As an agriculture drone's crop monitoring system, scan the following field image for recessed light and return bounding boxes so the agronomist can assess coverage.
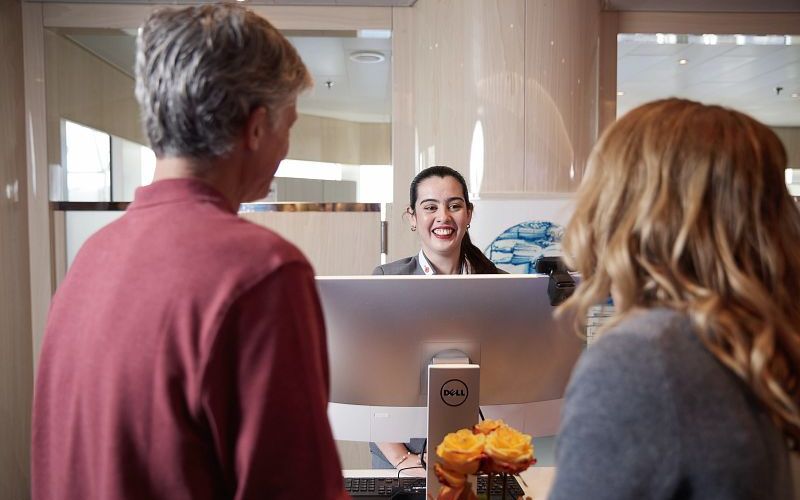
[616,91,625,96]
[349,51,386,64]
[357,29,391,39]
[792,93,799,98]
[679,59,688,65]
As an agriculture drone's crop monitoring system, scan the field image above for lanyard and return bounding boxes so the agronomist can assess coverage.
[417,250,471,275]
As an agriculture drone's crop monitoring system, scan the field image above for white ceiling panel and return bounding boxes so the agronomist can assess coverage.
[289,36,348,76]
[618,38,800,126]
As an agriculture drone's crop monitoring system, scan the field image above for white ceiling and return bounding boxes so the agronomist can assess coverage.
[617,38,800,126]
[289,35,391,123]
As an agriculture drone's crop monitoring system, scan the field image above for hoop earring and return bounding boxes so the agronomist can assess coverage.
[467,224,470,229]
[411,226,417,232]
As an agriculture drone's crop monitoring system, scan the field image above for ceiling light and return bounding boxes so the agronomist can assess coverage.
[679,59,688,65]
[792,93,799,98]
[735,35,746,45]
[349,51,385,64]
[616,91,625,96]
[702,34,718,45]
[357,29,391,39]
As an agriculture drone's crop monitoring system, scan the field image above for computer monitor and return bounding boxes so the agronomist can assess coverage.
[317,274,582,407]
[317,274,583,496]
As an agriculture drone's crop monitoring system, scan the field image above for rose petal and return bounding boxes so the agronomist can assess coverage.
[438,453,483,475]
[473,419,506,435]
[434,463,467,488]
[482,456,537,475]
[436,483,478,500]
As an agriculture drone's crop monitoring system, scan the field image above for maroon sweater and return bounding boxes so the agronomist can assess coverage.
[32,179,347,500]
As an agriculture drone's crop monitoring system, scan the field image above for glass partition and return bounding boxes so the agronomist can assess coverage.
[617,32,800,192]
[45,27,392,203]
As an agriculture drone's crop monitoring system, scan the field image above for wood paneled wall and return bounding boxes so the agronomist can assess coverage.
[240,211,381,276]
[773,127,800,168]
[388,0,600,260]
[524,0,599,192]
[45,28,144,173]
[287,114,391,165]
[0,0,34,498]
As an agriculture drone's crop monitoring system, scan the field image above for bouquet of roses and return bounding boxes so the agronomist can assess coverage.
[432,419,536,500]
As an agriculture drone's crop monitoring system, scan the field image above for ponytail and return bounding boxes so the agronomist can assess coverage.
[461,232,501,274]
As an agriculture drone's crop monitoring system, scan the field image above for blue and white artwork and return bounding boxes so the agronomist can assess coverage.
[486,220,563,274]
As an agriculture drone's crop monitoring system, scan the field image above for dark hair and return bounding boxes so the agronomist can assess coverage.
[408,166,501,274]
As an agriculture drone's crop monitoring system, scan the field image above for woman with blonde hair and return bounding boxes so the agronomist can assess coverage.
[549,98,799,499]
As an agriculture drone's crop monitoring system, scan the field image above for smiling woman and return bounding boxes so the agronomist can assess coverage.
[369,165,505,474]
[373,165,505,276]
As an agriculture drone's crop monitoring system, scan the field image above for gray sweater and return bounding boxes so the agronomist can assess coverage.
[549,308,793,500]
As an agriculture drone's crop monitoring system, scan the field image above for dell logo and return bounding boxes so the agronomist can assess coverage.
[443,389,465,397]
[440,379,469,407]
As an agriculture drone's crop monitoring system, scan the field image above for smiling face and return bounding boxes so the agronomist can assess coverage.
[410,175,473,264]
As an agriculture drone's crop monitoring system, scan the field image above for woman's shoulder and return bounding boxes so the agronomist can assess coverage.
[586,308,691,368]
[372,256,422,275]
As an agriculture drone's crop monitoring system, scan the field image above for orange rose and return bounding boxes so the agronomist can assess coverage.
[483,426,536,474]
[473,418,506,435]
[436,483,478,500]
[436,429,485,475]
[434,462,467,488]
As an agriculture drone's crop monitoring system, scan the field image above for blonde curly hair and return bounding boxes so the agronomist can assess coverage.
[558,98,800,450]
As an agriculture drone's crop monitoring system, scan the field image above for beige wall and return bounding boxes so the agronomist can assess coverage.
[773,127,800,168]
[45,28,144,171]
[240,211,381,275]
[287,114,391,165]
[0,0,33,498]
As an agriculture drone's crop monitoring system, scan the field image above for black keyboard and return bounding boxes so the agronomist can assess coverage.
[343,475,526,499]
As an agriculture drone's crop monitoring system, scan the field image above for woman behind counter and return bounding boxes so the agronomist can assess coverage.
[371,165,503,474]
[374,165,503,276]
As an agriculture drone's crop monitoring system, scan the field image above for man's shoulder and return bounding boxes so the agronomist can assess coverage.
[100,206,310,278]
[373,256,420,275]
[207,216,312,278]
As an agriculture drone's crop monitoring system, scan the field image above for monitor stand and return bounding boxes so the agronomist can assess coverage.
[426,362,480,498]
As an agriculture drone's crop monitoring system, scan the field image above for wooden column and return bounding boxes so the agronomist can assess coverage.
[0,0,33,498]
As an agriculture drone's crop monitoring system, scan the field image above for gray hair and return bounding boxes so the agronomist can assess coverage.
[135,5,312,159]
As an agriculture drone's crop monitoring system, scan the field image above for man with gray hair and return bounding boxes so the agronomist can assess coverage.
[32,5,346,499]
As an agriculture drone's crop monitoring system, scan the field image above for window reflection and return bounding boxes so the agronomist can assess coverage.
[46,28,392,204]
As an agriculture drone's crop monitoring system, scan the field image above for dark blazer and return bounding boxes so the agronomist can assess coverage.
[372,255,508,275]
[372,256,424,275]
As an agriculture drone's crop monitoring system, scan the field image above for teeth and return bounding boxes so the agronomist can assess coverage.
[433,228,454,236]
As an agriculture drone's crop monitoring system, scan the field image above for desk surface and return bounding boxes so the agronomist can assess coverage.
[344,467,555,499]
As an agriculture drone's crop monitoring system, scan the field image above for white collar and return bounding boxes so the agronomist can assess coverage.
[417,250,471,275]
